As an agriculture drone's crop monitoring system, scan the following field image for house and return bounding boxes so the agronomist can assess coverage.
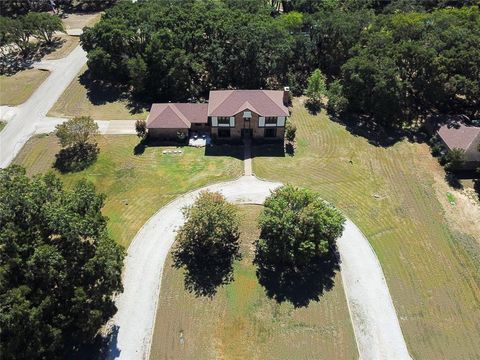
[437,122,480,169]
[146,89,290,142]
[427,116,480,170]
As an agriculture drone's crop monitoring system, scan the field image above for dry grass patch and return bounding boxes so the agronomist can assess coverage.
[48,67,148,120]
[62,12,102,30]
[150,205,357,360]
[42,35,80,60]
[13,134,243,247]
[253,98,480,359]
[0,68,50,106]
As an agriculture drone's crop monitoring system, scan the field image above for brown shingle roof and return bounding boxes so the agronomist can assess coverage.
[437,123,480,161]
[208,90,289,117]
[147,103,208,129]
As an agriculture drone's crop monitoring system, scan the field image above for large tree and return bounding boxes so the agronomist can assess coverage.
[0,166,124,359]
[254,185,345,306]
[172,191,241,297]
[55,116,100,172]
[27,12,64,44]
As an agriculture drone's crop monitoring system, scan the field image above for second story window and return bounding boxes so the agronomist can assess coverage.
[218,117,230,125]
[265,117,277,124]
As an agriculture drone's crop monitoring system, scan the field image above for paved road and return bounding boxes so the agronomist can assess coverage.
[106,176,411,360]
[0,46,87,168]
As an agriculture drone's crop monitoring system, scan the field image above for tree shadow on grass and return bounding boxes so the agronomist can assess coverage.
[79,70,148,115]
[175,251,240,298]
[54,143,99,173]
[68,325,120,360]
[0,38,64,75]
[254,245,340,308]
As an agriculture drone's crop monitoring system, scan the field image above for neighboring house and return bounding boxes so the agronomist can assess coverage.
[146,89,290,142]
[437,122,480,169]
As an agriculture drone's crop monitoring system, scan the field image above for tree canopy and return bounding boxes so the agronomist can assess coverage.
[172,191,241,297]
[0,166,124,359]
[80,0,479,129]
[54,116,100,173]
[254,185,345,306]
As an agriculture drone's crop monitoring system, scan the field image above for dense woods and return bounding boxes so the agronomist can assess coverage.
[0,0,117,16]
[0,166,124,359]
[81,0,480,128]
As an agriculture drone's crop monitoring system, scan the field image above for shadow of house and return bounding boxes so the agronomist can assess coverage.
[204,144,244,160]
[254,245,340,308]
[252,143,285,158]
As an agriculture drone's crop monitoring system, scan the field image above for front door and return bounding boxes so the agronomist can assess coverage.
[241,128,252,138]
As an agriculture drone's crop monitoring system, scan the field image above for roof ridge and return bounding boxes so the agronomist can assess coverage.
[208,90,234,115]
[235,100,258,115]
[169,104,191,127]
[260,90,287,116]
[466,128,480,151]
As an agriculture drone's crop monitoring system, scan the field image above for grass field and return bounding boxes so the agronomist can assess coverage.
[150,205,358,360]
[0,121,5,132]
[0,69,50,106]
[43,35,80,60]
[48,67,149,120]
[13,135,243,247]
[62,12,102,30]
[253,99,480,359]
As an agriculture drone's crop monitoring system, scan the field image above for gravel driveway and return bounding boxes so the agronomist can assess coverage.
[106,175,411,360]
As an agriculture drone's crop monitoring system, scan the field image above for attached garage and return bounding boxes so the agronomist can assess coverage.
[147,103,208,141]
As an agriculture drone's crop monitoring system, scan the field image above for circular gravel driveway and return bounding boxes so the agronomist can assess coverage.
[106,176,411,360]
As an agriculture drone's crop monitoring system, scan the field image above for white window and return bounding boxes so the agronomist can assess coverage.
[277,116,285,127]
[211,116,218,126]
[259,116,265,127]
[229,116,235,127]
[243,111,252,118]
[218,116,230,127]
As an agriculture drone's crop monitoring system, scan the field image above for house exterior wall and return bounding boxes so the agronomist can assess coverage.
[148,128,188,141]
[210,111,286,141]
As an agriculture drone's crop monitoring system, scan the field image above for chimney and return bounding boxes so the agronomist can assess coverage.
[283,86,291,107]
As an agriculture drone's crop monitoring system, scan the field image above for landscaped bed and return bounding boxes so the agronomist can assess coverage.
[150,205,358,360]
[13,134,243,247]
[253,99,480,359]
[0,68,50,106]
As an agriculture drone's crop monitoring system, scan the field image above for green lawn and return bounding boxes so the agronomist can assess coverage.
[0,69,50,106]
[13,135,243,247]
[48,67,149,120]
[150,205,358,360]
[253,98,480,359]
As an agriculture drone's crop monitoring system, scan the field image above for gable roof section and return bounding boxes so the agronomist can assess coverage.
[437,123,480,161]
[208,90,289,117]
[147,103,208,129]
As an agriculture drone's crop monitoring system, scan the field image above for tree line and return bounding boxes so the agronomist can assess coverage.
[81,0,479,128]
[0,0,117,17]
[0,12,63,56]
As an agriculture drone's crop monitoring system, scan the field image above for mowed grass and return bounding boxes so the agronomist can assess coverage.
[13,134,243,248]
[150,205,358,360]
[0,69,50,106]
[42,35,80,60]
[253,99,480,359]
[48,67,149,120]
[62,12,102,30]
